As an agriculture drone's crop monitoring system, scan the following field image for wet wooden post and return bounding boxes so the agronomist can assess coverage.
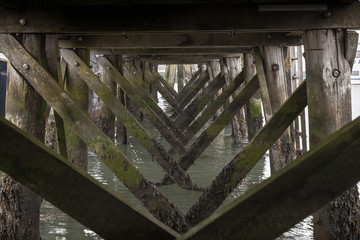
[208,60,221,119]
[0,34,46,239]
[45,35,68,158]
[262,46,295,173]
[177,64,184,91]
[0,58,7,117]
[115,55,128,144]
[165,64,176,89]
[64,49,89,171]
[297,46,307,153]
[98,55,117,140]
[244,53,263,140]
[305,29,360,240]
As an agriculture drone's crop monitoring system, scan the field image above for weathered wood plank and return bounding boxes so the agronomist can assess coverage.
[0,115,178,240]
[98,57,185,153]
[144,69,182,114]
[185,81,307,227]
[177,74,259,173]
[59,33,302,49]
[181,71,245,145]
[178,71,210,109]
[153,70,179,100]
[176,73,226,130]
[61,49,196,190]
[178,70,201,99]
[180,93,360,240]
[1,4,359,33]
[0,34,188,233]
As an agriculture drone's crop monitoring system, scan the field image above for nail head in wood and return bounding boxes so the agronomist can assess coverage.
[22,63,29,70]
[19,19,27,26]
[332,69,341,78]
[74,61,79,66]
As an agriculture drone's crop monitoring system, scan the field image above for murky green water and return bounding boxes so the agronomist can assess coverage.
[38,84,360,239]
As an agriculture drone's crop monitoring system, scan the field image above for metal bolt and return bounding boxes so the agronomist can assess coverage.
[336,28,342,33]
[271,63,279,72]
[323,12,331,18]
[19,19,27,26]
[74,61,79,66]
[266,34,272,39]
[106,66,110,70]
[78,36,83,42]
[22,63,29,70]
[332,69,341,78]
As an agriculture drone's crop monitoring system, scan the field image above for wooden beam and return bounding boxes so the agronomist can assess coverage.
[90,48,253,56]
[0,34,189,233]
[185,81,307,228]
[179,71,210,109]
[61,49,197,190]
[180,90,360,240]
[0,3,359,33]
[0,115,178,240]
[59,33,302,49]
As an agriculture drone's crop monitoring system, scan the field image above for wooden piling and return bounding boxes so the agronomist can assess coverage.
[244,53,263,140]
[64,49,89,171]
[305,29,360,240]
[0,33,46,240]
[0,59,6,117]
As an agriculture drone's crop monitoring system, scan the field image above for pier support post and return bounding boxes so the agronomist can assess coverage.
[305,29,360,240]
[64,49,89,171]
[0,59,6,117]
[244,53,263,140]
[262,46,295,173]
[115,56,128,144]
[177,64,184,91]
[98,55,117,140]
[0,34,46,239]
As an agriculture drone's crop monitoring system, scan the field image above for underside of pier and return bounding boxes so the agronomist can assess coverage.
[0,0,359,239]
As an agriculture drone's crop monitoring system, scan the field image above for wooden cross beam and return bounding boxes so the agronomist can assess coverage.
[90,48,253,56]
[59,33,302,49]
[0,33,188,233]
[185,81,307,227]
[1,3,359,33]
[180,83,360,240]
[178,70,201,99]
[61,50,197,190]
[0,116,178,240]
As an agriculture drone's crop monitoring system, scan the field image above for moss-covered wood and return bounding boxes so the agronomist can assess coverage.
[178,71,210,109]
[98,56,184,149]
[177,74,259,174]
[244,53,262,140]
[64,48,89,171]
[180,107,360,240]
[0,115,178,240]
[45,34,68,158]
[0,34,189,233]
[181,71,245,146]
[178,70,200,100]
[176,72,226,130]
[61,49,197,191]
[185,81,307,227]
[0,33,46,240]
[144,67,181,114]
[305,29,360,240]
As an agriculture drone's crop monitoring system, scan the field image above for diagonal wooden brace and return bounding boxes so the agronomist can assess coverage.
[181,71,245,146]
[98,57,184,143]
[62,49,197,190]
[185,81,307,227]
[175,73,226,130]
[180,81,360,240]
[178,70,201,99]
[0,116,178,240]
[0,34,188,233]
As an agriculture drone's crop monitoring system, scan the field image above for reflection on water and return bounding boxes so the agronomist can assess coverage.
[39,85,360,239]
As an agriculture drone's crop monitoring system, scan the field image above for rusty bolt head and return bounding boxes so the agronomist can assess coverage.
[78,36,84,42]
[22,63,29,70]
[332,69,341,78]
[19,19,27,26]
[271,64,279,72]
[323,12,331,18]
[74,61,79,66]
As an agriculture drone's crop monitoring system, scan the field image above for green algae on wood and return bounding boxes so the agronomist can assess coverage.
[0,34,188,233]
[0,115,178,240]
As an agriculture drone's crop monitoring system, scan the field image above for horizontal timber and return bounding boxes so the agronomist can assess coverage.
[90,48,253,56]
[0,3,358,33]
[59,33,302,48]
